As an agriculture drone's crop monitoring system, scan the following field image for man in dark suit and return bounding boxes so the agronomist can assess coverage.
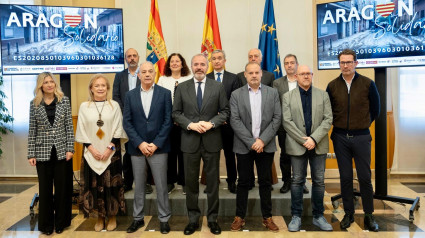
[123,62,172,234]
[229,62,281,232]
[237,48,275,87]
[206,49,241,193]
[273,54,309,194]
[113,48,153,194]
[172,54,229,235]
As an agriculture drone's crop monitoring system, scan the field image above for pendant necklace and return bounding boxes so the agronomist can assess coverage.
[94,101,106,139]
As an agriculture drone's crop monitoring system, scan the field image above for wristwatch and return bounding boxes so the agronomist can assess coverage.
[107,145,116,151]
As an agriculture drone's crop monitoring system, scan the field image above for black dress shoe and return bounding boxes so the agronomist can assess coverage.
[146,184,153,194]
[207,222,221,235]
[127,219,145,233]
[303,185,309,194]
[228,182,236,194]
[55,228,64,234]
[184,223,199,235]
[160,222,170,234]
[280,182,290,193]
[340,213,354,229]
[41,230,53,235]
[364,213,379,232]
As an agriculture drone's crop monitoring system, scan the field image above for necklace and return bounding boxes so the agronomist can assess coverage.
[94,101,106,139]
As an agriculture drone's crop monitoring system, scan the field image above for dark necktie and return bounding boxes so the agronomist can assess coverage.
[197,81,202,110]
[173,81,178,100]
[216,72,222,82]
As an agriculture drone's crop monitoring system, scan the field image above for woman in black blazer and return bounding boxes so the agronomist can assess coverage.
[27,72,75,235]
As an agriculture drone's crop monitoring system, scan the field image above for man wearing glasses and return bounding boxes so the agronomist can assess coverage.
[326,49,380,231]
[282,65,333,231]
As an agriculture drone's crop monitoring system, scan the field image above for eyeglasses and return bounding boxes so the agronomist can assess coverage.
[339,61,355,66]
[297,72,312,77]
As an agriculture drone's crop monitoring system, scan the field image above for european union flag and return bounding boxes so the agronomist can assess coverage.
[258,0,282,79]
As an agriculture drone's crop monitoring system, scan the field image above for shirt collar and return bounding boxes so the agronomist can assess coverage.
[299,85,312,95]
[141,83,154,92]
[193,77,206,84]
[340,71,358,84]
[248,84,261,91]
[214,70,224,75]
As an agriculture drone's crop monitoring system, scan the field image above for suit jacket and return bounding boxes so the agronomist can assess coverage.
[123,85,173,155]
[172,78,229,153]
[206,70,241,100]
[237,70,275,87]
[230,84,281,154]
[282,86,333,156]
[27,96,75,161]
[113,68,141,112]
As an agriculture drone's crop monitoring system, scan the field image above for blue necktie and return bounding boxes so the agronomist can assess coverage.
[216,72,222,82]
[197,82,202,110]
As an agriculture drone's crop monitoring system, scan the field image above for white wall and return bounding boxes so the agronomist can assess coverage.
[116,0,313,74]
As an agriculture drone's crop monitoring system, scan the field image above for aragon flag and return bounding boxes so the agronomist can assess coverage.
[201,0,222,74]
[258,0,283,79]
[146,0,167,83]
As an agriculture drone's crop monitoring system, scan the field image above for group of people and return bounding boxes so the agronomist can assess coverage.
[27,47,380,235]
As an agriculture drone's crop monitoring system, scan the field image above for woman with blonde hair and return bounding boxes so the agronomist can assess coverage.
[75,74,127,231]
[27,72,74,235]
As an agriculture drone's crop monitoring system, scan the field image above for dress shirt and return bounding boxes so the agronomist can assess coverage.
[214,70,224,82]
[140,84,155,117]
[248,84,262,139]
[193,77,206,98]
[299,86,312,136]
[288,79,298,91]
[342,74,355,93]
[128,70,138,91]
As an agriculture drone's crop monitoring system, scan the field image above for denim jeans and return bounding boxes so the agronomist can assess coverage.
[290,153,326,217]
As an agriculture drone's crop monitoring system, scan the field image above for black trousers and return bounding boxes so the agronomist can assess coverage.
[184,143,220,223]
[167,124,185,185]
[331,132,374,214]
[236,151,274,219]
[36,148,73,232]
[277,129,291,183]
[221,124,237,184]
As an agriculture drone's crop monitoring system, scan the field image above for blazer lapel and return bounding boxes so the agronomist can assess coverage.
[134,87,147,119]
[261,84,267,116]
[37,105,51,128]
[293,88,305,124]
[242,86,252,119]
[311,87,318,129]
[147,87,159,119]
[187,79,198,112]
[52,100,64,128]
[200,79,212,112]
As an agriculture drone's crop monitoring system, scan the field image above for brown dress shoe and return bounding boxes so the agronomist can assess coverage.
[230,216,245,231]
[94,217,105,232]
[262,217,279,232]
[106,215,117,231]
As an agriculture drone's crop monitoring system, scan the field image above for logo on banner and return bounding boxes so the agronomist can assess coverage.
[376,2,395,17]
[64,15,82,27]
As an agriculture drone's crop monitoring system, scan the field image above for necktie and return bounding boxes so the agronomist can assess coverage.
[216,72,222,82]
[173,81,178,100]
[197,82,202,110]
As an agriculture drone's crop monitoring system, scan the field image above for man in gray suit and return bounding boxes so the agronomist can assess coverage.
[282,65,333,232]
[172,54,229,235]
[229,62,281,232]
[273,54,308,194]
[237,48,275,87]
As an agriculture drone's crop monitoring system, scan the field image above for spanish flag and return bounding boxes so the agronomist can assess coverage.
[201,0,222,73]
[146,0,167,83]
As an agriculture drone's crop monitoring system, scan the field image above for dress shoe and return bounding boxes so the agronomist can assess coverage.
[280,182,290,193]
[184,223,199,235]
[262,217,279,232]
[303,185,309,194]
[55,228,64,234]
[127,219,145,233]
[208,222,221,235]
[182,186,186,195]
[364,213,379,232]
[160,222,171,234]
[146,184,153,194]
[106,215,117,231]
[41,230,53,235]
[228,182,237,194]
[230,216,245,231]
[340,213,354,229]
[167,183,175,194]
